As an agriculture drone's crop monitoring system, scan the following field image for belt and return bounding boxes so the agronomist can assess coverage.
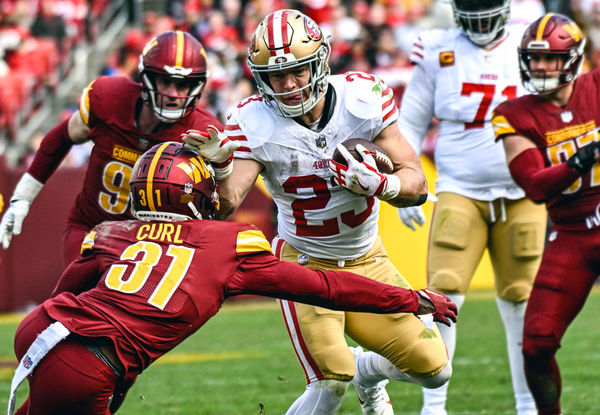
[77,335,125,378]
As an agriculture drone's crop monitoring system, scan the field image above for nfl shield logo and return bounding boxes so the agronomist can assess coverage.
[23,355,33,369]
[315,136,326,148]
[298,254,309,266]
[139,138,149,150]
[560,111,573,123]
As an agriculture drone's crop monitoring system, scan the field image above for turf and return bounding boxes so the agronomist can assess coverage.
[0,289,598,414]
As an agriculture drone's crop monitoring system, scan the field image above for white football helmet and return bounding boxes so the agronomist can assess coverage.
[247,9,330,118]
[451,0,511,46]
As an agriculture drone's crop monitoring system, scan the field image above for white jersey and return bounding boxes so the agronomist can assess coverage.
[226,72,398,259]
[399,26,527,201]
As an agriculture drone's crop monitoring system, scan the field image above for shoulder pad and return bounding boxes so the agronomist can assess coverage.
[226,95,274,151]
[80,230,97,255]
[333,73,397,122]
[410,28,461,67]
[236,226,272,256]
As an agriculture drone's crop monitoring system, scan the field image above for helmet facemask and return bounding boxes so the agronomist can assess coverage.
[138,31,209,123]
[140,71,206,123]
[250,42,330,118]
[247,9,330,118]
[452,0,511,46]
[518,14,586,93]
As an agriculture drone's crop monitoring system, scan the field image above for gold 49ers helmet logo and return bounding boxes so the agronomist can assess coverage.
[304,16,322,41]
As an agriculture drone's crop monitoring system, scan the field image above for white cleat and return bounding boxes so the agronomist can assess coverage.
[351,346,394,415]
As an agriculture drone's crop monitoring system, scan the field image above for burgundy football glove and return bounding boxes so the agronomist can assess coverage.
[416,289,458,327]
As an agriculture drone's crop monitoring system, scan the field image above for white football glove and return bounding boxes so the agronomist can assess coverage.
[397,206,425,231]
[328,143,401,200]
[0,173,43,249]
[182,125,241,180]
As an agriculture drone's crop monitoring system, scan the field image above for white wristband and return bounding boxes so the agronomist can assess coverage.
[11,173,43,204]
[214,161,234,181]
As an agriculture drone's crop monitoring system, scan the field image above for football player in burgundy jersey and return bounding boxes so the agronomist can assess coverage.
[397,1,547,413]
[492,14,598,415]
[183,9,451,415]
[8,142,456,415]
[0,30,222,267]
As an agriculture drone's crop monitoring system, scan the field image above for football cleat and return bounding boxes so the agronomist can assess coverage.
[351,346,394,415]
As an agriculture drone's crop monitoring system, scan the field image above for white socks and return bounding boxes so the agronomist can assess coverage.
[285,379,350,415]
[496,297,537,415]
[421,293,465,415]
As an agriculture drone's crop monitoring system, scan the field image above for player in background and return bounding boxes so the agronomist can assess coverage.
[183,9,452,415]
[396,1,547,414]
[493,14,596,415]
[8,142,457,415]
[0,30,222,268]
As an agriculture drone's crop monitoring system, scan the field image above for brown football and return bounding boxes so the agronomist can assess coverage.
[331,138,393,174]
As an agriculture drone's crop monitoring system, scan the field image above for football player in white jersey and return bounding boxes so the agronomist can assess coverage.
[397,1,547,414]
[183,9,456,415]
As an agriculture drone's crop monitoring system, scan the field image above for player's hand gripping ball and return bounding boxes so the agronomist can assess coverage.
[331,138,393,174]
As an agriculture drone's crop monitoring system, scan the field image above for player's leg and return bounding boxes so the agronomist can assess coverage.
[277,241,355,414]
[14,308,119,415]
[522,228,599,415]
[488,197,546,415]
[422,192,488,415]
[342,239,450,415]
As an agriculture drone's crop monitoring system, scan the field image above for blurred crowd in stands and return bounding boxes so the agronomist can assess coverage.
[4,0,600,167]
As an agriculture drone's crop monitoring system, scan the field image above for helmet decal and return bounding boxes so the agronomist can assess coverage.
[130,142,219,220]
[304,16,322,41]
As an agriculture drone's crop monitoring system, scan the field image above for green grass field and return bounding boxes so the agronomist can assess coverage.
[1,289,599,414]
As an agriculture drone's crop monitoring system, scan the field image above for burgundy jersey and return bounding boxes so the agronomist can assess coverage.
[493,69,600,228]
[67,76,222,228]
[42,219,419,382]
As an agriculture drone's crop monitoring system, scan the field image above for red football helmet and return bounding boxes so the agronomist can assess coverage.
[138,31,208,123]
[130,142,219,221]
[519,13,586,93]
[451,0,510,46]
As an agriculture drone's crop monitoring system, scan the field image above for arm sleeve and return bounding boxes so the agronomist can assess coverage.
[27,119,73,183]
[229,253,419,314]
[508,147,581,203]
[50,254,102,297]
[397,64,435,156]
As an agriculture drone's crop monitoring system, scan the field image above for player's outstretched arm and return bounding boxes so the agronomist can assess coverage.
[233,255,457,326]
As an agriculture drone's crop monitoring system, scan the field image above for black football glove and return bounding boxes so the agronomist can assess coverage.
[567,142,600,174]
[416,289,458,327]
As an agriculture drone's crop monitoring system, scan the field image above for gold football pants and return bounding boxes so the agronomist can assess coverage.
[427,192,547,301]
[276,236,448,383]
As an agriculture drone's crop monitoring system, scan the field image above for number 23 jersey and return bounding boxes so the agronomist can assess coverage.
[225,73,398,260]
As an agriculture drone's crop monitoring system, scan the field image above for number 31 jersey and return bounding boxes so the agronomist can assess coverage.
[400,26,527,200]
[225,73,398,260]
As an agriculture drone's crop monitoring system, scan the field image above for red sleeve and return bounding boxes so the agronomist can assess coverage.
[50,253,102,297]
[508,148,581,203]
[27,119,73,183]
[229,253,419,314]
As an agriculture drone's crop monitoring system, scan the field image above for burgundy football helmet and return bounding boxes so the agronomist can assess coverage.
[451,0,510,46]
[130,142,219,221]
[519,13,586,93]
[138,31,208,123]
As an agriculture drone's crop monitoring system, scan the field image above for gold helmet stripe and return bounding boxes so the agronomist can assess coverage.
[176,31,185,67]
[146,142,172,211]
[536,13,555,41]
